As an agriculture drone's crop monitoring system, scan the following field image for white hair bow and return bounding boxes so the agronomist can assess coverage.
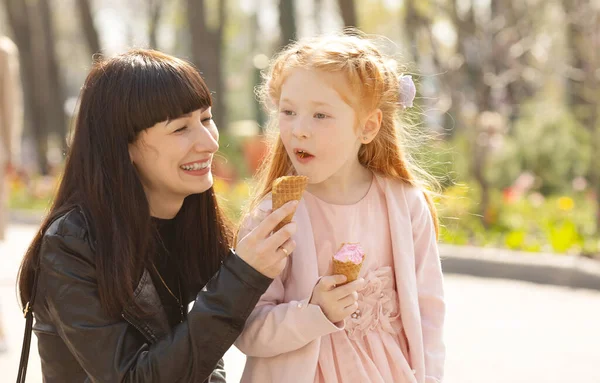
[398,74,416,109]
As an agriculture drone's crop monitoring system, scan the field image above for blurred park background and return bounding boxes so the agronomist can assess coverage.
[1,0,599,257]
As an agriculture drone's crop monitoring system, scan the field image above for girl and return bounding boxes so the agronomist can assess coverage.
[234,32,445,383]
[16,49,298,382]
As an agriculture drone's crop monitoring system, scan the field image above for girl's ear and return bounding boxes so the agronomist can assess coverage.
[360,108,383,144]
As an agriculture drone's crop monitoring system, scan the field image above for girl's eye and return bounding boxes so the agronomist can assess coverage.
[174,126,188,133]
[314,113,327,119]
[281,110,295,116]
[202,117,213,123]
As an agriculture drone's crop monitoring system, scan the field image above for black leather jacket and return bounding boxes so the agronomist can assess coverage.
[31,208,272,382]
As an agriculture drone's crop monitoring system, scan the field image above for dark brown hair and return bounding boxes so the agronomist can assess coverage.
[17,49,232,318]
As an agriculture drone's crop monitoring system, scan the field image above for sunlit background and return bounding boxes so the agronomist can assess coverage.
[2,0,599,254]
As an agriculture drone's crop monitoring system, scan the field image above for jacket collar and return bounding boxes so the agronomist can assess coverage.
[121,268,172,344]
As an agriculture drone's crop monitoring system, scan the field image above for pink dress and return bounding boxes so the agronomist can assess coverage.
[303,179,414,383]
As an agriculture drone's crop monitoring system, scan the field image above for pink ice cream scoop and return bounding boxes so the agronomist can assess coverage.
[333,243,365,265]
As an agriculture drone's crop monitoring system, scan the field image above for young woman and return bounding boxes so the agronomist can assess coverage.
[17,49,298,382]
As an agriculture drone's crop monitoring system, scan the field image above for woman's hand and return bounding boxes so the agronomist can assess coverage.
[235,201,298,278]
[309,275,365,324]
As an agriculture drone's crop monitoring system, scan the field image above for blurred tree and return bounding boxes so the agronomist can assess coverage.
[426,0,546,225]
[250,2,267,130]
[187,0,226,129]
[4,0,64,174]
[314,0,323,33]
[403,0,433,66]
[337,0,357,28]
[75,0,101,58]
[279,0,296,46]
[562,0,600,229]
[147,0,162,49]
[39,0,67,153]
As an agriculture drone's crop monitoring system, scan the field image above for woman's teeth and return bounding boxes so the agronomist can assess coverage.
[181,161,210,171]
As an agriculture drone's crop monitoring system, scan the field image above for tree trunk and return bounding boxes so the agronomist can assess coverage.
[4,0,49,173]
[450,0,493,225]
[147,0,162,49]
[251,6,266,130]
[404,0,421,63]
[314,0,323,34]
[279,0,296,47]
[563,0,596,130]
[337,0,357,28]
[187,0,226,129]
[75,0,102,59]
[39,0,67,153]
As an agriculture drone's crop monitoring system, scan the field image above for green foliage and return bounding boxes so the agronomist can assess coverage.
[489,96,590,194]
[438,182,596,255]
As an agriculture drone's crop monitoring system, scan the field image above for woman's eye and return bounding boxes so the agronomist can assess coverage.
[202,117,213,123]
[174,126,188,133]
[281,110,295,116]
[314,113,327,119]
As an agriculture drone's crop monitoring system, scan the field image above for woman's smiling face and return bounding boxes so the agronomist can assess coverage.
[129,107,219,214]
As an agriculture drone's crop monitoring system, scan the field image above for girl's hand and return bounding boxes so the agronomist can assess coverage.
[309,275,365,324]
[235,201,298,279]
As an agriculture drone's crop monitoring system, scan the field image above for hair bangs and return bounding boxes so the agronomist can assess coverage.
[124,51,212,136]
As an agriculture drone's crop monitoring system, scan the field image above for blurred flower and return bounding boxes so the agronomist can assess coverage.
[503,187,518,204]
[557,196,574,211]
[32,176,58,199]
[528,192,545,207]
[9,175,25,194]
[484,205,498,225]
[213,177,230,194]
[513,172,535,193]
[488,134,504,150]
[233,181,250,199]
[572,177,587,192]
[586,191,597,201]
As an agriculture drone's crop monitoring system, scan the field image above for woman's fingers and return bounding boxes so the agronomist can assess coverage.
[255,201,298,238]
[263,222,296,252]
[275,238,296,260]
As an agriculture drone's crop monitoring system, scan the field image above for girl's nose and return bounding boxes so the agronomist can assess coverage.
[292,117,310,139]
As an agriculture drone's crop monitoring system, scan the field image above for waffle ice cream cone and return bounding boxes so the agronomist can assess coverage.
[332,243,365,285]
[272,175,308,231]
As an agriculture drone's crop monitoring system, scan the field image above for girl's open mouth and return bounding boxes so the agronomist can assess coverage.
[294,149,315,163]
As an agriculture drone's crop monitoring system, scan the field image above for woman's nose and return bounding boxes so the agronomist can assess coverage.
[193,125,219,153]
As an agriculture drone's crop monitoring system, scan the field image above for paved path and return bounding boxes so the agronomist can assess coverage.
[1,224,599,382]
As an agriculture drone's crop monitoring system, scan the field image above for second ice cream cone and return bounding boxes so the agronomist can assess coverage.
[332,258,365,285]
[332,243,366,285]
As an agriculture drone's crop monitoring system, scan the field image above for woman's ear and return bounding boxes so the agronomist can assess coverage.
[128,143,136,164]
[360,108,383,144]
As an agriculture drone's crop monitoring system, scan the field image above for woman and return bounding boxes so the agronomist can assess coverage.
[16,49,297,382]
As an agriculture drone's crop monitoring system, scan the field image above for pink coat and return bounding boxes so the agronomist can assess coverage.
[235,176,445,383]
